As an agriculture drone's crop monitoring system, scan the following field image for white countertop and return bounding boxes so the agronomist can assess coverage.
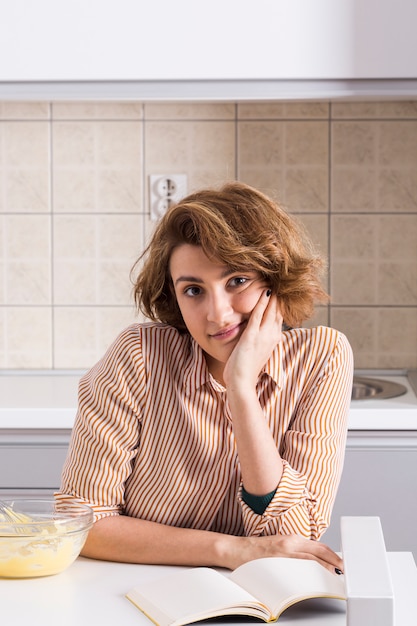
[347,372,417,430]
[0,370,416,431]
[1,552,417,626]
[0,371,82,429]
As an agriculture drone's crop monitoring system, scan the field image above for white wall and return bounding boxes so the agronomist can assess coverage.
[1,0,416,82]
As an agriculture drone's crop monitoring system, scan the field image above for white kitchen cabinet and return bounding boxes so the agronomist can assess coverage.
[1,1,417,100]
[324,431,417,559]
[0,429,70,499]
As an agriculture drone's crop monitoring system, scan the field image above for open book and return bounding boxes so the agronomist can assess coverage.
[126,557,346,626]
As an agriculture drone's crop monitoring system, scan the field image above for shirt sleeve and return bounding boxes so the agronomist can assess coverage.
[241,486,277,515]
[55,326,145,521]
[238,330,354,540]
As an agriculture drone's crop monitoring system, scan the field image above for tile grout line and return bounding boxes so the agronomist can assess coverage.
[49,103,56,368]
[328,102,332,327]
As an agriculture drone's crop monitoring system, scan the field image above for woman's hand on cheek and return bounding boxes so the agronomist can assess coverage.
[223,290,284,389]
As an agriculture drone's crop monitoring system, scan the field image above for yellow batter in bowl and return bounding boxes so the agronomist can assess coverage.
[0,499,93,578]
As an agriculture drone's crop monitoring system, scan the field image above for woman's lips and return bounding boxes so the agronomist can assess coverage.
[210,321,246,341]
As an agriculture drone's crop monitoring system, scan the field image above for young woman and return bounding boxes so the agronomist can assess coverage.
[57,182,353,575]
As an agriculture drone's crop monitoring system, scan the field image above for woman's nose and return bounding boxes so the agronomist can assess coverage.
[206,291,234,324]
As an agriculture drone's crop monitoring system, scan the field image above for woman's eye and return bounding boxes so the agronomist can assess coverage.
[229,276,248,288]
[184,286,202,297]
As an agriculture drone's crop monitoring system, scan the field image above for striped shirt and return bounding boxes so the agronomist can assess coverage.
[57,322,353,540]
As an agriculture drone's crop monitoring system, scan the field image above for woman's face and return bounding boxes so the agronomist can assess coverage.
[169,244,267,380]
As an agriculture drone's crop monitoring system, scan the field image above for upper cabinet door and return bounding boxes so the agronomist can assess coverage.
[1,0,416,82]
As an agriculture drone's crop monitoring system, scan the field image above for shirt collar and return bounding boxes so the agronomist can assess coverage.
[183,337,212,395]
[183,336,284,395]
[262,341,284,389]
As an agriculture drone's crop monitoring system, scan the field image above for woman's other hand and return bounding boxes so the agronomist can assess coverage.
[223,290,283,390]
[228,533,343,576]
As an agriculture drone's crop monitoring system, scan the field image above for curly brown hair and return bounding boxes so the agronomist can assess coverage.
[132,182,328,330]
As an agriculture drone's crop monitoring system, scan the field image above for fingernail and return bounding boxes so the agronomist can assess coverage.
[335,568,343,575]
[266,289,271,297]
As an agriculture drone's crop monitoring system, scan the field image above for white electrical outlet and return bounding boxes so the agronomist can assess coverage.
[149,174,187,220]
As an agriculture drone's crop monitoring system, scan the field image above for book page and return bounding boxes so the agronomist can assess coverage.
[230,557,346,620]
[126,566,271,626]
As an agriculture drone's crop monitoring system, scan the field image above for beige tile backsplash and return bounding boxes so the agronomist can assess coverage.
[0,121,50,213]
[0,100,416,370]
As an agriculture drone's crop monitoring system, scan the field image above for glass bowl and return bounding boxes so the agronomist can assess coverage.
[0,499,94,578]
